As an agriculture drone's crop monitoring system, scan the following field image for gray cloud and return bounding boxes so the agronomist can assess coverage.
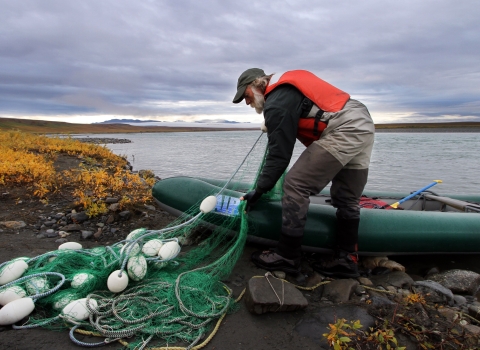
[0,0,479,123]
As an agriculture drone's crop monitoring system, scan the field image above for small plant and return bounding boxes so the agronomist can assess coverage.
[323,318,362,350]
[323,318,409,350]
[366,320,406,350]
[404,293,426,305]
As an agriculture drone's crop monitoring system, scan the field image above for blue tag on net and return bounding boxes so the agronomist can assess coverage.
[214,195,240,216]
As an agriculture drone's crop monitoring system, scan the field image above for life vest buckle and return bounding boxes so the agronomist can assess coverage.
[313,110,325,136]
[300,98,314,118]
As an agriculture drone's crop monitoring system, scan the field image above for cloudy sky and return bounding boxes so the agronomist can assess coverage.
[1,0,479,124]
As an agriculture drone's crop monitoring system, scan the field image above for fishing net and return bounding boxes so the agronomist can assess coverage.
[0,132,284,349]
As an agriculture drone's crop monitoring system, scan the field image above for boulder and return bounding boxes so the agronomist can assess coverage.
[357,277,373,286]
[144,204,156,211]
[0,221,26,229]
[94,228,103,239]
[428,270,480,295]
[71,212,89,223]
[414,280,454,304]
[322,279,359,303]
[81,230,94,239]
[62,224,83,232]
[369,271,414,289]
[244,276,308,314]
[43,220,57,227]
[109,203,120,212]
[119,211,132,220]
[368,294,396,307]
[453,294,467,306]
[468,304,480,319]
[437,307,459,323]
[105,197,119,204]
[106,215,115,224]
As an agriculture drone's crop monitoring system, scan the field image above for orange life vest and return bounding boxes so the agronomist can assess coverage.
[264,70,350,147]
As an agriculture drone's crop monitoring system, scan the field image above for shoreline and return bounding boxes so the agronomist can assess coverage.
[69,126,480,135]
[66,127,480,136]
[2,117,480,134]
[75,137,132,144]
[375,127,480,133]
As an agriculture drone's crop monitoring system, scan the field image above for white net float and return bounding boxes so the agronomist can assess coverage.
[0,297,35,325]
[0,285,27,306]
[127,255,148,281]
[200,196,218,213]
[62,298,98,322]
[107,270,129,293]
[0,260,28,285]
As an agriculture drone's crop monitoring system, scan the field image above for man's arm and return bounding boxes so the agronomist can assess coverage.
[256,85,304,193]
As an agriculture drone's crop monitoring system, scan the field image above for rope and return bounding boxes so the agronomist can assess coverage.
[251,274,331,291]
[86,275,249,350]
[264,272,284,311]
[0,272,66,301]
[458,312,480,325]
[69,325,108,347]
[75,288,239,350]
[216,132,264,194]
[12,316,61,330]
[362,285,395,294]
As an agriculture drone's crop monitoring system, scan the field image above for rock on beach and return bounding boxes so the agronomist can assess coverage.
[0,221,26,229]
[428,269,480,295]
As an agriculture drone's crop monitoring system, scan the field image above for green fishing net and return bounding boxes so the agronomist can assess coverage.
[0,132,284,349]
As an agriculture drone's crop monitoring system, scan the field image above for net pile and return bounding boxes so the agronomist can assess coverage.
[0,132,284,349]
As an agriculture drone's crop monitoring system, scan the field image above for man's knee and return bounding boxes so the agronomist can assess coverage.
[336,206,360,220]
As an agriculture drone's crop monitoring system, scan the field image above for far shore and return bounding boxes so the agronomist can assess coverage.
[1,117,480,134]
[375,127,480,133]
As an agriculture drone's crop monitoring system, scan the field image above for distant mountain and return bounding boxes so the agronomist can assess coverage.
[94,119,161,124]
[95,118,245,124]
[194,119,241,124]
[0,117,259,133]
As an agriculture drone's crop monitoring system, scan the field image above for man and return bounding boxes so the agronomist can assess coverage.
[233,68,375,278]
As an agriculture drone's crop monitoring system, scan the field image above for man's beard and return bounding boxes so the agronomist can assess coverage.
[250,87,265,114]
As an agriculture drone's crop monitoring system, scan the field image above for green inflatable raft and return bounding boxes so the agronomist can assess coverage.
[152,176,480,255]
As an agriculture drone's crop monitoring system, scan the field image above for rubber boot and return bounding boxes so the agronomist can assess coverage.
[251,233,303,274]
[311,218,360,278]
[275,233,303,260]
[311,249,359,278]
[336,218,360,253]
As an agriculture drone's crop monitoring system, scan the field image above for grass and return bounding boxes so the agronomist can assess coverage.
[0,130,155,217]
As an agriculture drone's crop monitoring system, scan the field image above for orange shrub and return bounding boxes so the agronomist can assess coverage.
[0,130,154,217]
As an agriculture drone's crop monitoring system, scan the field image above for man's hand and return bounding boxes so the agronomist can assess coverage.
[240,190,262,213]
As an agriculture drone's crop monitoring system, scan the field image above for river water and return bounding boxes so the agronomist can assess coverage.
[76,131,480,195]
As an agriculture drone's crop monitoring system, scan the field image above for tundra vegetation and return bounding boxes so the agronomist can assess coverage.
[0,130,155,217]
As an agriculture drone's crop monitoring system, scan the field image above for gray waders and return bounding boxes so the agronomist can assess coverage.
[276,99,375,259]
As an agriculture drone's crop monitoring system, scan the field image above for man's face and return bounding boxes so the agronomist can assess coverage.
[244,85,255,106]
[244,85,265,114]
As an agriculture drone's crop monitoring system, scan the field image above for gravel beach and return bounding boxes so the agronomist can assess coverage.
[2,151,480,349]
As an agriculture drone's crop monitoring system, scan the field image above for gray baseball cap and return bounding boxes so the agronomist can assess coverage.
[232,68,266,103]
